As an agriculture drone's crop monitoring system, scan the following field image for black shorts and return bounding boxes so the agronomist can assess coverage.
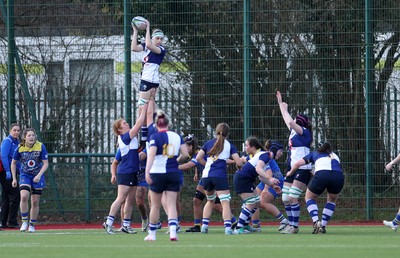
[149,172,180,193]
[233,172,256,194]
[308,170,344,195]
[117,172,139,186]
[284,169,312,185]
[201,177,229,192]
[140,80,159,92]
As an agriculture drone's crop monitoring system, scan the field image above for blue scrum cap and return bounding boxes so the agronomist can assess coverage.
[295,114,309,127]
[269,140,284,158]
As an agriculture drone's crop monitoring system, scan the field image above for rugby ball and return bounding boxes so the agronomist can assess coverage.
[132,16,147,30]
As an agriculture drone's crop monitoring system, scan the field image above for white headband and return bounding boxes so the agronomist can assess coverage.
[152,31,164,39]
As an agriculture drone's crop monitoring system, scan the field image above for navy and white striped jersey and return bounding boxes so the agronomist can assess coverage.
[115,148,121,161]
[140,43,166,84]
[148,130,183,174]
[303,152,342,174]
[189,152,205,175]
[201,138,238,178]
[147,122,158,139]
[236,151,271,178]
[287,127,312,170]
[117,132,140,174]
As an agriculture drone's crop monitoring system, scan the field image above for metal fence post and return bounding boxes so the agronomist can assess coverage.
[85,155,91,222]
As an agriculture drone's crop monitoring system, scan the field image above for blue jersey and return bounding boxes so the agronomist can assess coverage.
[265,159,284,180]
[287,127,312,170]
[139,147,147,172]
[189,152,205,175]
[1,135,19,172]
[236,151,271,178]
[13,141,48,176]
[143,123,158,172]
[145,122,158,158]
[243,148,262,162]
[201,138,238,178]
[116,148,148,186]
[115,148,121,161]
[147,123,158,141]
[140,43,166,84]
[148,130,184,174]
[303,151,342,174]
[256,159,284,192]
[117,131,140,174]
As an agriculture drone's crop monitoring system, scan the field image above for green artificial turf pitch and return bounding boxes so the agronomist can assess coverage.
[0,226,398,258]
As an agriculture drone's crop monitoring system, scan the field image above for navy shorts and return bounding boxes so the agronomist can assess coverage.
[139,80,159,92]
[117,172,139,186]
[198,178,205,187]
[284,169,312,185]
[308,170,344,195]
[149,172,181,193]
[202,177,229,192]
[233,173,256,194]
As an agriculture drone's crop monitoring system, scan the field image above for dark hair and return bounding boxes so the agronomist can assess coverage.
[295,114,309,127]
[296,114,313,142]
[265,140,284,159]
[208,123,230,156]
[155,109,169,128]
[246,136,265,151]
[9,123,20,131]
[20,128,36,147]
[184,134,198,156]
[317,141,332,154]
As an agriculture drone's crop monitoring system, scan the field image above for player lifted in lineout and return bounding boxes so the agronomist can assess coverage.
[131,16,166,147]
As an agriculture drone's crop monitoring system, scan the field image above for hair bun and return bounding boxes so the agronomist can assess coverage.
[184,134,194,141]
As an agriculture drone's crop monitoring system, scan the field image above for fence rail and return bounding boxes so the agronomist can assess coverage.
[38,151,400,223]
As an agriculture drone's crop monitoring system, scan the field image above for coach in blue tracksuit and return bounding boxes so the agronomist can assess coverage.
[0,123,21,229]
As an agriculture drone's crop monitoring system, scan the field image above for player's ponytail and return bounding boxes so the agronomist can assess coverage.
[208,123,229,156]
[317,141,332,154]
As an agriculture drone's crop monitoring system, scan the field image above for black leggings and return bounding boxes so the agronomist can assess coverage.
[0,172,20,226]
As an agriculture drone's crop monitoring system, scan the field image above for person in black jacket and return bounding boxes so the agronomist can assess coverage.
[0,123,21,229]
